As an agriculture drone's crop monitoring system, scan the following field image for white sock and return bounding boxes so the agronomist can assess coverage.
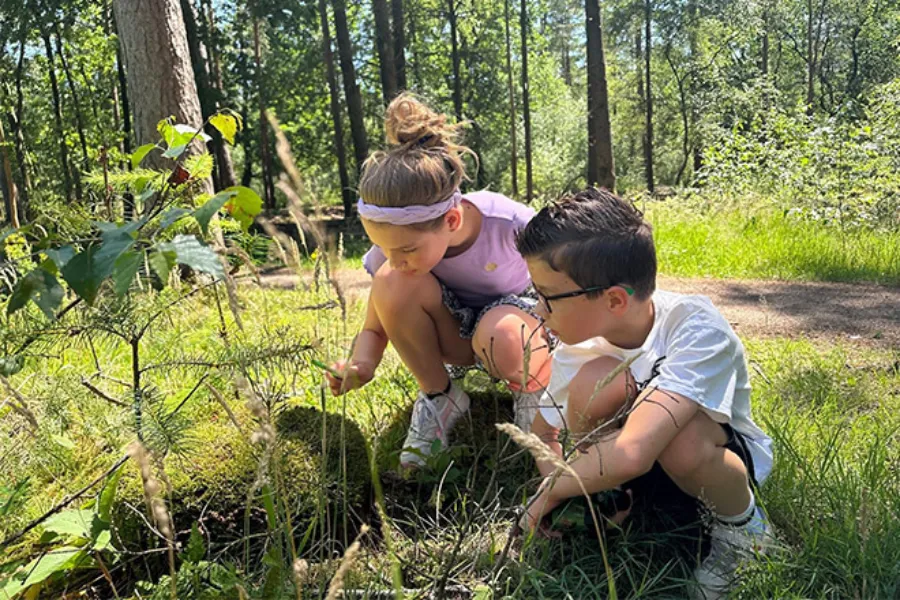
[716,488,756,526]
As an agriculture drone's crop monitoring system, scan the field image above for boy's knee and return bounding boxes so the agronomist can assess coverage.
[371,267,440,317]
[657,413,728,479]
[569,356,629,411]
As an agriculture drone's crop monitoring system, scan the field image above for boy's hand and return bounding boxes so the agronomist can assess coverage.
[518,479,563,534]
[326,360,374,396]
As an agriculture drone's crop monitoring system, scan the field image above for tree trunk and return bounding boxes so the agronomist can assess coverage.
[391,0,407,91]
[408,4,421,87]
[520,0,533,201]
[504,0,518,198]
[561,35,572,86]
[448,0,464,121]
[42,32,75,201]
[12,29,31,222]
[181,0,236,190]
[643,0,654,192]
[585,0,615,191]
[332,0,369,173]
[806,0,814,114]
[113,0,206,172]
[252,18,276,209]
[760,5,769,77]
[318,0,353,217]
[54,26,90,180]
[114,17,132,159]
[373,0,398,103]
[0,119,19,228]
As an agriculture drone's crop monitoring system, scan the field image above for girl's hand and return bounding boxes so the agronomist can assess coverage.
[326,360,375,396]
[518,481,562,534]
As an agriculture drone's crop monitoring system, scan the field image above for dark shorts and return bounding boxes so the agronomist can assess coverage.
[597,423,758,529]
[439,282,558,380]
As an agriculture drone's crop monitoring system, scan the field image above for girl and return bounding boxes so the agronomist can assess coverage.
[326,94,553,469]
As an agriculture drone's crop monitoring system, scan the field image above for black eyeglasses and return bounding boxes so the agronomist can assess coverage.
[536,284,634,314]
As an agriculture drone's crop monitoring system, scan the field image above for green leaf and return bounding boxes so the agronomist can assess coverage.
[131,143,158,169]
[0,356,24,377]
[112,250,142,297]
[93,530,112,552]
[184,523,206,563]
[161,144,187,159]
[20,547,84,589]
[43,509,96,539]
[52,434,75,450]
[193,190,237,236]
[159,235,224,280]
[7,269,64,319]
[209,113,239,145]
[184,152,214,180]
[44,246,75,271]
[97,469,124,524]
[61,246,102,305]
[148,250,176,284]
[158,207,190,232]
[223,186,263,231]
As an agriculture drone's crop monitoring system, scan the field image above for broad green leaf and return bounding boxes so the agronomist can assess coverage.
[184,523,205,563]
[61,246,102,305]
[19,547,84,590]
[43,510,96,539]
[148,250,176,284]
[112,250,142,297]
[161,144,187,159]
[158,207,190,232]
[209,113,239,144]
[131,143,157,169]
[193,190,237,236]
[223,186,263,231]
[44,246,74,271]
[97,469,124,524]
[93,530,112,552]
[173,123,211,142]
[0,356,24,377]
[7,269,64,319]
[92,229,136,285]
[159,235,224,280]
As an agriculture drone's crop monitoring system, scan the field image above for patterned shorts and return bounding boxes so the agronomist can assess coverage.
[439,283,558,380]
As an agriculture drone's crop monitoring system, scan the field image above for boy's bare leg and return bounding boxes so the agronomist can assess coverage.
[566,356,632,437]
[529,411,562,477]
[657,411,752,516]
[371,268,474,393]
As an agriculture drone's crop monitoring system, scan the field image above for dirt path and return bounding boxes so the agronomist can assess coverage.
[258,269,900,348]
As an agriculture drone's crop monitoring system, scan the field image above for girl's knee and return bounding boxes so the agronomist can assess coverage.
[472,306,549,386]
[371,267,441,317]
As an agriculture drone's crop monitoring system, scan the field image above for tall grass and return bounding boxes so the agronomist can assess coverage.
[646,204,900,285]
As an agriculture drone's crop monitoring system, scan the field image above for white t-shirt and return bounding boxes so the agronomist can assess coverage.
[541,290,774,483]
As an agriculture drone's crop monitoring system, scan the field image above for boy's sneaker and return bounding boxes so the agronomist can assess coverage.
[512,389,542,432]
[692,506,774,600]
[399,382,470,468]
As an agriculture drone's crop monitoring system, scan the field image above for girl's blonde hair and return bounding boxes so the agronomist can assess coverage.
[359,94,472,229]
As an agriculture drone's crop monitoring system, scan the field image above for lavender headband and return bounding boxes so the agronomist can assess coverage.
[357,190,462,226]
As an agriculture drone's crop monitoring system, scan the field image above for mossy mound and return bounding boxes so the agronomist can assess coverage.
[111,404,371,557]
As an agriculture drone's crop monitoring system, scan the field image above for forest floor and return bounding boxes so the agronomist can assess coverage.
[257,267,900,348]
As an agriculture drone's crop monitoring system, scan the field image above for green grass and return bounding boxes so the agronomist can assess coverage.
[2,263,899,598]
[646,204,900,285]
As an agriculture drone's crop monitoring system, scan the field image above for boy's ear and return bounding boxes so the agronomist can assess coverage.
[606,286,632,315]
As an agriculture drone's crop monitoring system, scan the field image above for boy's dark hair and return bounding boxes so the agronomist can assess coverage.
[516,187,657,299]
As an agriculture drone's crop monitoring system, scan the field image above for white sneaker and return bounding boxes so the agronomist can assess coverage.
[512,389,542,433]
[399,382,470,468]
[692,507,774,600]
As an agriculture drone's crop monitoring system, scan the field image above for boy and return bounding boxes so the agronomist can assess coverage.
[514,188,774,599]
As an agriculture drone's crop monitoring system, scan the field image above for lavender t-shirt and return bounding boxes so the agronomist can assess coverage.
[362,191,534,308]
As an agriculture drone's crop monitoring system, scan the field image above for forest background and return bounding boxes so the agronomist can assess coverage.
[0,0,899,598]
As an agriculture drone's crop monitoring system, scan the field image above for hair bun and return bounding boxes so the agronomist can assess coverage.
[384,94,457,149]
